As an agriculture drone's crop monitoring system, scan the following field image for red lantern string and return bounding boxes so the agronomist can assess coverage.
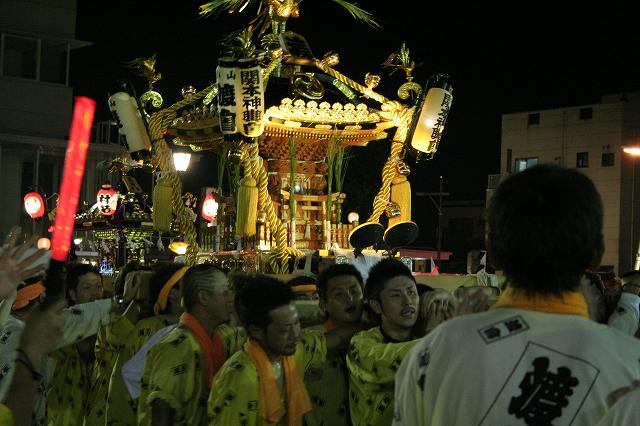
[51,97,96,261]
[23,192,45,219]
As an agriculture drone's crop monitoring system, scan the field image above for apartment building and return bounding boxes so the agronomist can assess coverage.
[0,0,123,237]
[499,92,640,274]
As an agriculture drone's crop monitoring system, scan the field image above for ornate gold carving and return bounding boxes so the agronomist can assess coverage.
[266,98,381,124]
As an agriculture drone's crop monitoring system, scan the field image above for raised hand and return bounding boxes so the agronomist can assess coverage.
[0,226,48,299]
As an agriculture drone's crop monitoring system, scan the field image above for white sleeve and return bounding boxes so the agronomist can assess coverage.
[0,290,16,329]
[393,340,429,426]
[61,298,112,347]
[608,293,640,336]
[0,318,23,401]
[121,324,177,399]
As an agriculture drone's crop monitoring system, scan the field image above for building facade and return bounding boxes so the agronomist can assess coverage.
[0,0,123,238]
[499,92,640,274]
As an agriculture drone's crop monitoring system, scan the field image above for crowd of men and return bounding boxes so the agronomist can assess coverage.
[0,164,639,425]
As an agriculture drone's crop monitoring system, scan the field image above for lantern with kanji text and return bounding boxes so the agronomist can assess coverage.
[97,184,119,216]
[24,192,45,219]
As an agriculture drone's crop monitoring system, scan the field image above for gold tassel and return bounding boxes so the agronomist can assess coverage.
[236,175,258,237]
[153,176,173,232]
[389,175,411,226]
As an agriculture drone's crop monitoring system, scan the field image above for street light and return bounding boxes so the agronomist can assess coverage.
[623,146,640,156]
[173,152,192,172]
[622,145,640,269]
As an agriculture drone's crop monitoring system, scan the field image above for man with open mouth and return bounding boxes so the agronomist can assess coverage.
[347,257,420,426]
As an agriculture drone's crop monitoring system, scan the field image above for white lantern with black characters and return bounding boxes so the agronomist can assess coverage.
[216,57,239,134]
[409,74,453,159]
[236,58,265,138]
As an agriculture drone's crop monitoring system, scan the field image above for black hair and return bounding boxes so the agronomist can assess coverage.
[237,274,294,330]
[149,261,184,313]
[417,283,435,296]
[317,263,363,301]
[181,263,226,311]
[65,262,101,303]
[583,270,605,295]
[487,164,603,294]
[288,275,317,288]
[113,260,143,296]
[365,258,415,302]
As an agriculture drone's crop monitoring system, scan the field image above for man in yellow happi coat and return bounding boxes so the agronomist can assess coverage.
[347,258,420,426]
[48,263,106,426]
[304,263,365,426]
[138,265,244,425]
[105,262,185,426]
[208,274,360,426]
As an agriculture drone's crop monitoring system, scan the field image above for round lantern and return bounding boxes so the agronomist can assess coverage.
[96,184,118,216]
[169,241,189,255]
[24,192,45,219]
[37,237,51,250]
[201,193,219,222]
[347,211,360,224]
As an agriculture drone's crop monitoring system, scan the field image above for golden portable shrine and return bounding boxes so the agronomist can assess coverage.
[73,0,453,274]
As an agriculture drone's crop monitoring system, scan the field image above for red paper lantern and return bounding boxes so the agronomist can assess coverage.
[24,192,45,219]
[37,237,51,250]
[201,193,219,222]
[97,184,118,216]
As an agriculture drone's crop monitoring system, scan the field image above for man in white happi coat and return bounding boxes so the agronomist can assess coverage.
[394,164,640,426]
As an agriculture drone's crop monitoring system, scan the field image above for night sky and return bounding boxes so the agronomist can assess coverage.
[71,2,640,249]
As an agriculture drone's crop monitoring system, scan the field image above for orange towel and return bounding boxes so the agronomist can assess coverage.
[179,312,226,387]
[323,319,336,332]
[245,338,311,426]
[153,266,189,315]
[492,287,588,318]
[12,281,45,311]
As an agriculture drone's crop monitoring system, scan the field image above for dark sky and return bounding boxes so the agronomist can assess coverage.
[71,2,640,247]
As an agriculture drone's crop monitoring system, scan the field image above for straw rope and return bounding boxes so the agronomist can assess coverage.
[242,142,303,273]
[367,103,414,223]
[148,83,217,265]
[314,60,389,104]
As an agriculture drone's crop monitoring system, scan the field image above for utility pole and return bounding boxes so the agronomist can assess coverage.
[416,175,449,268]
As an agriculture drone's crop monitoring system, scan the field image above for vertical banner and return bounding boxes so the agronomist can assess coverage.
[236,58,265,137]
[216,57,239,134]
[51,96,96,261]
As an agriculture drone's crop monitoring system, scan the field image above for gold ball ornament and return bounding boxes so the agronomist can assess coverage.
[321,51,340,67]
[227,146,244,165]
[365,73,381,89]
[396,161,411,176]
[181,85,197,100]
[386,201,402,218]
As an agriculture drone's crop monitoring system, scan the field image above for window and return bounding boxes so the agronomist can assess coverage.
[576,152,589,168]
[528,113,540,125]
[601,152,615,167]
[40,40,68,84]
[515,157,538,172]
[579,107,593,120]
[21,161,34,195]
[2,34,38,79]
[1,33,69,84]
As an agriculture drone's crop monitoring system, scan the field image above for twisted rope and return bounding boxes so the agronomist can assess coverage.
[242,142,302,273]
[148,83,217,265]
[367,104,414,223]
[314,60,389,104]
